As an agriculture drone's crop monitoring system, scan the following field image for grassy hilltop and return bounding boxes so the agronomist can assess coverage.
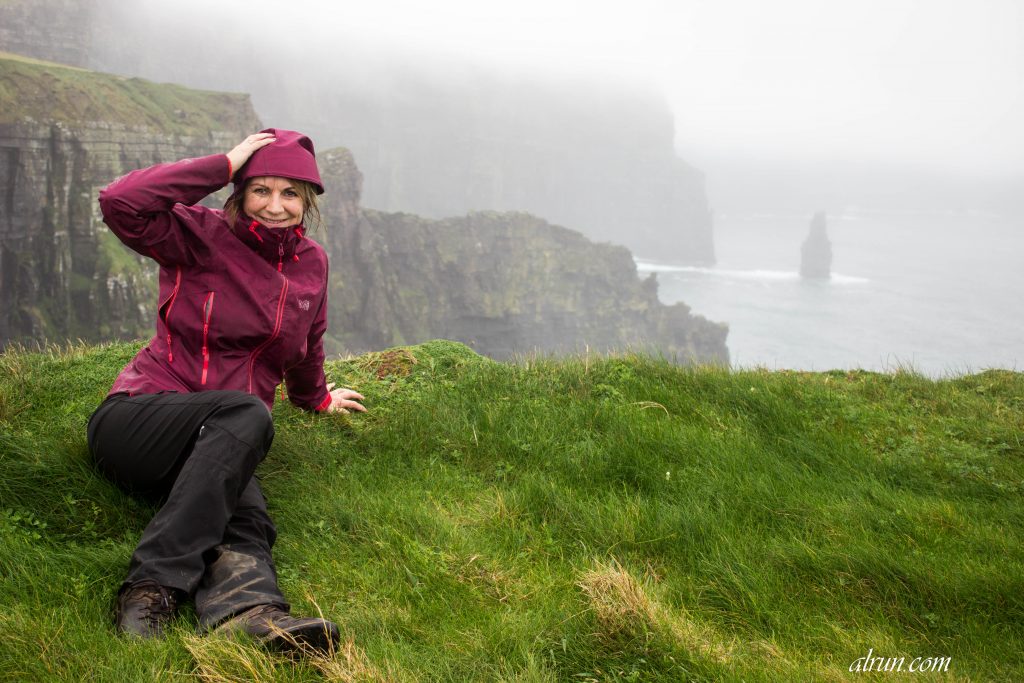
[0,50,255,132]
[0,341,1022,681]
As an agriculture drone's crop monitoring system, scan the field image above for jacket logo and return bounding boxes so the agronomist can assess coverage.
[298,299,311,311]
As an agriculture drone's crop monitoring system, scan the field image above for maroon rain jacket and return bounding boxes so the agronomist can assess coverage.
[98,153,332,412]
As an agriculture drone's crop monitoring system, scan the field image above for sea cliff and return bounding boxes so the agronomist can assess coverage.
[0,52,727,363]
[319,146,725,360]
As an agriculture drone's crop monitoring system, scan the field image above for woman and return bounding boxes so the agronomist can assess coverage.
[87,130,365,652]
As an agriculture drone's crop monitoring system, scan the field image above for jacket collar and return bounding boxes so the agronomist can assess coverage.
[231,215,306,270]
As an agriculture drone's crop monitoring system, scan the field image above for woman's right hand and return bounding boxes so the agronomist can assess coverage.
[226,132,276,175]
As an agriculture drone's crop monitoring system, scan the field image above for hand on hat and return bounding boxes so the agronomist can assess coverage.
[226,133,277,175]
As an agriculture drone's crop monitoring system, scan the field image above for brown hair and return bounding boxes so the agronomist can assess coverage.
[224,177,322,232]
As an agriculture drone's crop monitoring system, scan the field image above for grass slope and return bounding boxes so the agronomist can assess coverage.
[0,50,252,132]
[0,341,1021,682]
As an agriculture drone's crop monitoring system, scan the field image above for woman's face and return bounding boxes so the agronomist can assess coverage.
[243,176,305,229]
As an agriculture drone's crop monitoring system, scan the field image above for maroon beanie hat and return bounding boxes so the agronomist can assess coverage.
[233,128,324,194]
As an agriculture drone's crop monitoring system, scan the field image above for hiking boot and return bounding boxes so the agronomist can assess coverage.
[214,604,341,653]
[115,579,181,638]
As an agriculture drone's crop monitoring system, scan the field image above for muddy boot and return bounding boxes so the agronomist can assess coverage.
[195,545,289,627]
[116,579,182,638]
[213,604,341,653]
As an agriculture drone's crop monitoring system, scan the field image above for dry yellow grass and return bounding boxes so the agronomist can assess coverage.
[184,634,280,683]
[578,559,732,664]
[307,636,394,683]
[184,632,393,683]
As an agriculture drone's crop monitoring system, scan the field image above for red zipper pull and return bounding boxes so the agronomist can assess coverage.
[166,334,174,362]
[278,242,284,272]
[200,292,214,384]
[201,345,209,384]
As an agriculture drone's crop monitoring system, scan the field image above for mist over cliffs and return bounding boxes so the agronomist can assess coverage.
[18,0,715,265]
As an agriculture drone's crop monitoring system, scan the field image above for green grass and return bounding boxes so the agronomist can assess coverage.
[1,340,1021,681]
[0,50,252,131]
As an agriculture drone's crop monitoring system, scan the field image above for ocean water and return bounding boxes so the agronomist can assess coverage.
[638,210,1024,377]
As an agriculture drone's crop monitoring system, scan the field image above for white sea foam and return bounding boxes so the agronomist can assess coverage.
[827,273,871,285]
[635,261,869,285]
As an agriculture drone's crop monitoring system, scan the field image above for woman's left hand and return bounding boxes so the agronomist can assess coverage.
[325,383,367,414]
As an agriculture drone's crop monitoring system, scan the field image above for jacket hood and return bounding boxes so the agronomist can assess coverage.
[233,128,324,194]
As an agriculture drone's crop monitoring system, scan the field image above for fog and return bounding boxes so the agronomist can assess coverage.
[338,0,1024,179]
[106,1,1024,165]
[97,0,1023,212]
[84,0,1024,371]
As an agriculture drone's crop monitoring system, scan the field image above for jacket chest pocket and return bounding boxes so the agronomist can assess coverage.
[257,285,320,372]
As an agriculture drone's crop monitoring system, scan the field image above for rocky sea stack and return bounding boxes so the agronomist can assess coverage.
[800,211,832,280]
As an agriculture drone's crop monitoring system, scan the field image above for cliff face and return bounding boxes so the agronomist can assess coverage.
[0,52,262,344]
[318,149,728,363]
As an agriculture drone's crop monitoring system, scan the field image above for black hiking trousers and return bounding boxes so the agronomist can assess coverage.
[87,390,290,627]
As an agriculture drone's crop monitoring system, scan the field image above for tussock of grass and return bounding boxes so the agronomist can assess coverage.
[1,339,1022,681]
[578,560,732,664]
[580,560,658,644]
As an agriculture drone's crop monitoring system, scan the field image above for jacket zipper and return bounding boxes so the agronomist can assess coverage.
[247,278,289,393]
[200,291,215,385]
[161,266,182,363]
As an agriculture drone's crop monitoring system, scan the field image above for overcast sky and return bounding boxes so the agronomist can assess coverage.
[273,0,1022,178]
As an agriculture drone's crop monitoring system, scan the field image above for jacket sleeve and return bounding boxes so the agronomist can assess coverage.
[284,274,332,412]
[98,154,233,265]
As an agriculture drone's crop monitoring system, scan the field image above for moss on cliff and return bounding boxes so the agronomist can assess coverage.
[0,51,253,132]
[95,229,143,278]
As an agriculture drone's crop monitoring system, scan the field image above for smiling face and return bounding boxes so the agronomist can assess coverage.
[242,176,305,229]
